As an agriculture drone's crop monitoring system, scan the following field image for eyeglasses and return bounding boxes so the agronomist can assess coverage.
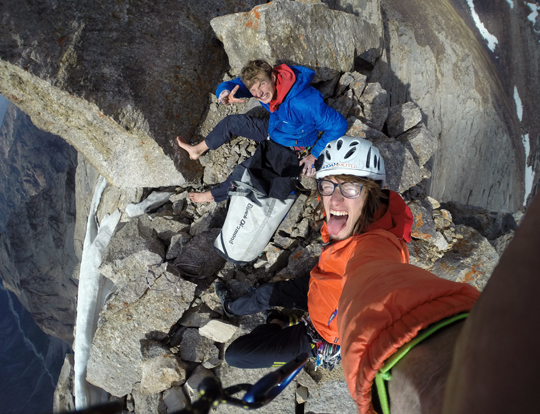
[317,180,363,199]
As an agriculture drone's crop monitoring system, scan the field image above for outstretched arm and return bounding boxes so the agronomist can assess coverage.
[215,78,252,105]
[443,189,540,414]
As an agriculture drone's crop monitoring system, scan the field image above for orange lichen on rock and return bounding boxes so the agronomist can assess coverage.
[245,6,261,30]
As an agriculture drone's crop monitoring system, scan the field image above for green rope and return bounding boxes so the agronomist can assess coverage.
[374,313,469,414]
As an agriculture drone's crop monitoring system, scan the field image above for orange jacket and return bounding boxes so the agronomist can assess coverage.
[307,190,413,345]
[307,191,480,413]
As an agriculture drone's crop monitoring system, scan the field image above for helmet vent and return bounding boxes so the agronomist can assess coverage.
[374,155,378,169]
[344,148,356,159]
[350,141,359,146]
[337,140,343,150]
[325,149,331,160]
[366,147,372,168]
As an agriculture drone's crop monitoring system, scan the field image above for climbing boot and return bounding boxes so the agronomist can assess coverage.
[214,280,235,318]
[265,309,300,328]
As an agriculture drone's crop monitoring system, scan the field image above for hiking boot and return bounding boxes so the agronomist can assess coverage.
[265,310,300,328]
[214,280,235,318]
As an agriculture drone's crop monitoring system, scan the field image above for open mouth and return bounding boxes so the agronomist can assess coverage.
[327,210,348,236]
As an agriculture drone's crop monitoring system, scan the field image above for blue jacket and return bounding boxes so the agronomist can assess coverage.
[216,65,348,158]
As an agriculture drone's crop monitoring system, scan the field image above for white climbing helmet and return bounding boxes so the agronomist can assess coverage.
[316,136,386,185]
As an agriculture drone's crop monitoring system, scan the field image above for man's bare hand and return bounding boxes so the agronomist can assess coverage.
[218,85,245,105]
[300,154,317,177]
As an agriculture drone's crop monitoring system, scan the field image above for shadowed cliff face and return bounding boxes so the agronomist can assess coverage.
[0,0,267,187]
[372,0,539,212]
[0,101,78,343]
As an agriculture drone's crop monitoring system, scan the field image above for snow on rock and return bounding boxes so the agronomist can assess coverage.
[73,176,121,409]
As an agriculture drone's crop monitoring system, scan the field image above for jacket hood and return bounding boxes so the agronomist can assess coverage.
[321,190,413,244]
[285,65,315,100]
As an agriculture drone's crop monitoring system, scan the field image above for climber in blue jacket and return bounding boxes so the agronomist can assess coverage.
[177,59,348,203]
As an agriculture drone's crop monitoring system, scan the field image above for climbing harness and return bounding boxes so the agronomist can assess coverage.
[374,313,469,414]
[301,315,341,371]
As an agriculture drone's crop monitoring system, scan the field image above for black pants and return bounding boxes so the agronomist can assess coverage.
[205,114,269,202]
[225,275,316,368]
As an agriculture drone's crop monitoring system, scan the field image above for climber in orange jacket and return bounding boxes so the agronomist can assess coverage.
[217,136,481,413]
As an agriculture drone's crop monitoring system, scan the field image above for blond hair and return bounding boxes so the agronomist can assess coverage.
[240,59,274,89]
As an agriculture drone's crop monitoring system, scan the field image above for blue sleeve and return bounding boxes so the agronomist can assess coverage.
[305,96,348,158]
[215,77,253,99]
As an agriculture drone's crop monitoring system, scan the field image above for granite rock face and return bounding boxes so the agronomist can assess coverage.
[210,0,383,81]
[0,0,267,188]
[0,101,78,343]
[86,266,196,397]
[372,0,540,211]
[3,1,538,412]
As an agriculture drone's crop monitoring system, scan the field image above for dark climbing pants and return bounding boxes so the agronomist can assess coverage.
[206,114,269,202]
[225,275,315,369]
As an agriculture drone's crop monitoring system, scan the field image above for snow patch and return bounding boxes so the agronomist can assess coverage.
[506,0,514,8]
[525,1,539,24]
[522,134,534,206]
[514,86,523,121]
[125,191,173,218]
[466,0,499,52]
[73,176,121,410]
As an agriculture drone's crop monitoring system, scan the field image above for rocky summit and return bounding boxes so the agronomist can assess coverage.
[0,0,538,413]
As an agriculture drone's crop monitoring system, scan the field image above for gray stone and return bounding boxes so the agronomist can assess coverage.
[210,1,382,81]
[178,303,218,329]
[264,244,291,273]
[202,344,222,369]
[491,231,515,256]
[350,72,368,99]
[374,138,423,193]
[408,200,437,242]
[53,354,75,414]
[432,225,500,291]
[189,212,213,236]
[335,72,356,97]
[140,340,187,395]
[408,238,442,271]
[327,92,356,118]
[163,387,189,414]
[199,319,238,343]
[346,117,388,141]
[99,219,165,304]
[397,124,438,167]
[359,82,389,131]
[277,194,308,236]
[441,201,518,241]
[174,229,225,278]
[166,232,192,261]
[386,102,423,138]
[184,366,216,402]
[131,388,163,414]
[305,380,357,414]
[313,75,340,99]
[139,214,190,244]
[275,243,322,282]
[86,273,196,397]
[296,385,309,404]
[179,328,215,363]
[433,209,453,231]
